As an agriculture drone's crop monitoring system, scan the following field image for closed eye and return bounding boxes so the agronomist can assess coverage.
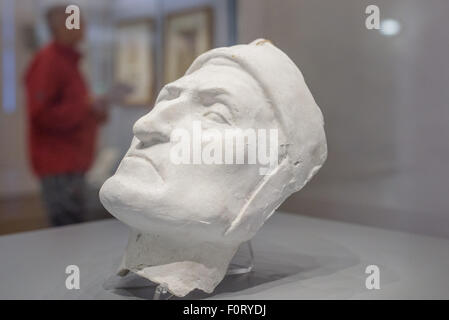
[203,111,231,125]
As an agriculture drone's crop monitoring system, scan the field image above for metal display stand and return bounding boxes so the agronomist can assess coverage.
[153,283,172,300]
[104,241,255,300]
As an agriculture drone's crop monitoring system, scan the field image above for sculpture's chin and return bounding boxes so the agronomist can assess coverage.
[99,175,161,233]
[99,175,234,241]
[99,176,145,228]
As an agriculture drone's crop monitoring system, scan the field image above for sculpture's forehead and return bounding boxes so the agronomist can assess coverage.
[174,64,263,96]
[168,63,275,125]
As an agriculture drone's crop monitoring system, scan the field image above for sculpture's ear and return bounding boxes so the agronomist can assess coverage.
[224,157,294,240]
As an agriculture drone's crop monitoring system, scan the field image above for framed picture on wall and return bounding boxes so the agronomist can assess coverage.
[114,19,156,106]
[164,7,214,84]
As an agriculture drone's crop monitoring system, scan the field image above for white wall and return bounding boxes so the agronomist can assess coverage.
[238,0,449,237]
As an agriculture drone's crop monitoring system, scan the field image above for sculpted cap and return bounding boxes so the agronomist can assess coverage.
[187,39,327,193]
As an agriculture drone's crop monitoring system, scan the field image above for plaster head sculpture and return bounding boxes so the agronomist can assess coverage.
[100,39,327,297]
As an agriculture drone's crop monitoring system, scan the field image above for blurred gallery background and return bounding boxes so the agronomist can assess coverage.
[0,0,448,238]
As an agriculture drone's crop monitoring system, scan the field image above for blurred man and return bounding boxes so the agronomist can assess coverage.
[25,5,108,226]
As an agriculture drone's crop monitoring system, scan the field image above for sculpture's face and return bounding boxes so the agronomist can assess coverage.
[100,62,279,236]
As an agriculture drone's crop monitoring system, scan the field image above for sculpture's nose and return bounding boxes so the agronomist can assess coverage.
[132,98,187,148]
[133,113,170,148]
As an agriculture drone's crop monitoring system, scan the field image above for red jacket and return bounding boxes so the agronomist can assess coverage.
[25,42,99,177]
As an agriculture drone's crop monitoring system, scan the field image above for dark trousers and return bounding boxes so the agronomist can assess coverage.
[40,173,87,227]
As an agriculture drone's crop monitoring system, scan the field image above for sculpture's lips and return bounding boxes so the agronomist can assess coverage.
[126,152,163,181]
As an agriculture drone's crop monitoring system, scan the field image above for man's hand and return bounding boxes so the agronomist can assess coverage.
[105,82,133,105]
[91,96,109,123]
[89,83,133,123]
